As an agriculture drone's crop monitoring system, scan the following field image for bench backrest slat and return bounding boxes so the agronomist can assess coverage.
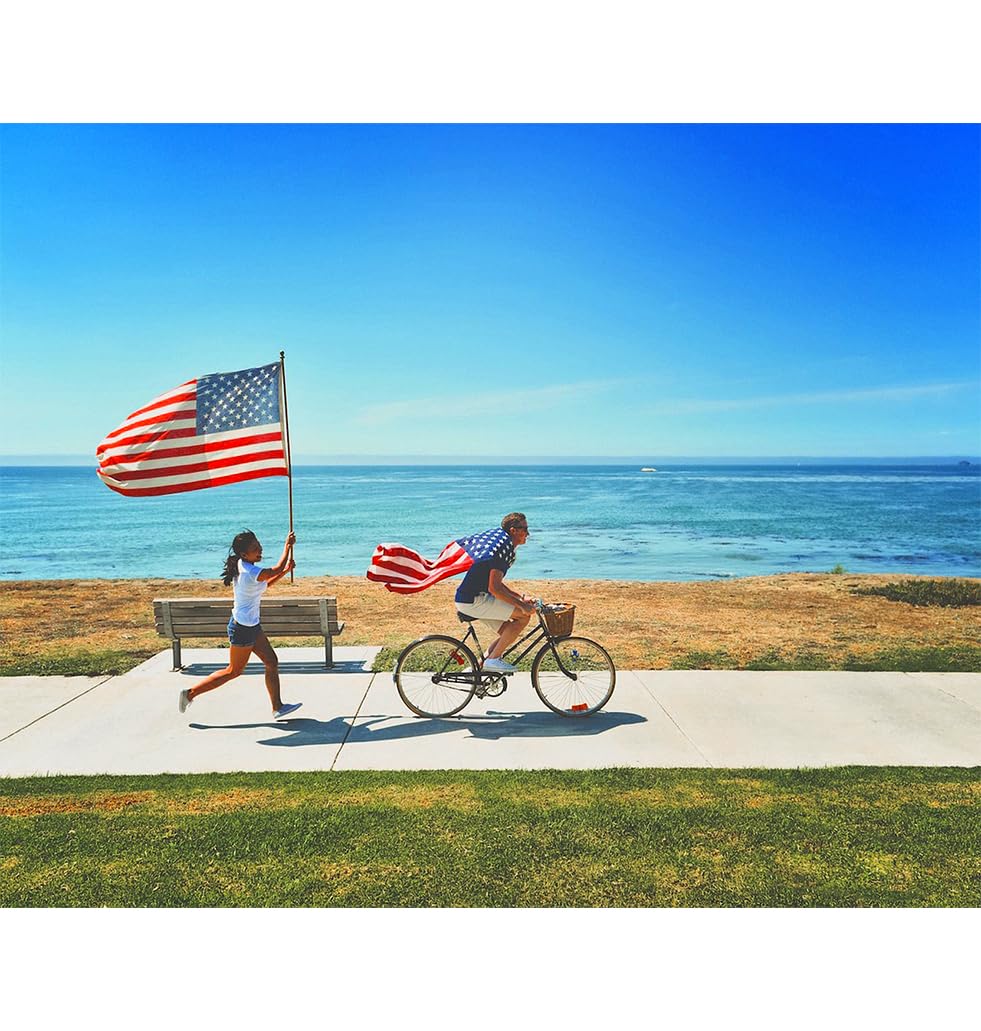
[153,597,340,639]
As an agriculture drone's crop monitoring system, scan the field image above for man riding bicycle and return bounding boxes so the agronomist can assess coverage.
[454,512,536,673]
[371,515,617,719]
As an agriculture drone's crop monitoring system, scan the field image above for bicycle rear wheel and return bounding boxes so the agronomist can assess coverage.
[394,635,479,717]
[531,637,616,716]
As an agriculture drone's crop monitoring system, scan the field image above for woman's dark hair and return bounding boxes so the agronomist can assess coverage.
[221,529,258,586]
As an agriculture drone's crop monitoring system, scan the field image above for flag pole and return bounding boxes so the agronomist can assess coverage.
[279,350,295,584]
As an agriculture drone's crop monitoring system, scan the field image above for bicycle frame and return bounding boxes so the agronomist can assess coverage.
[458,609,579,681]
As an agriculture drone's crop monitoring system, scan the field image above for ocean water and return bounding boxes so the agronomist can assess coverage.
[0,464,979,582]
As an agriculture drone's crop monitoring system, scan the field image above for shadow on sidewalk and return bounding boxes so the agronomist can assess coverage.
[189,717,351,746]
[189,710,645,747]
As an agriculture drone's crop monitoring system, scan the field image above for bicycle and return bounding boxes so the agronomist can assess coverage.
[393,601,616,718]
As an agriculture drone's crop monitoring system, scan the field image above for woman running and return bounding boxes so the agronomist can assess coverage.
[178,529,302,719]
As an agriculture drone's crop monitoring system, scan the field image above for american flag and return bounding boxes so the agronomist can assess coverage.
[96,362,289,497]
[367,528,515,594]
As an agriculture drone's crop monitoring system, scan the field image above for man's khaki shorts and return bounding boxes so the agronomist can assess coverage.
[455,592,517,632]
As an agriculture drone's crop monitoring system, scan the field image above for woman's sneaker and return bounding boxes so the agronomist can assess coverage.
[274,702,302,719]
[178,689,192,714]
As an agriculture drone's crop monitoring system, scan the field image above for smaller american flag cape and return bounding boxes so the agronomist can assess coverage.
[367,528,515,594]
[96,362,288,497]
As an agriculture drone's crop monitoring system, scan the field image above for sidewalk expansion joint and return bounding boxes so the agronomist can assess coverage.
[329,673,375,771]
[0,675,115,745]
[902,670,981,716]
[634,671,714,768]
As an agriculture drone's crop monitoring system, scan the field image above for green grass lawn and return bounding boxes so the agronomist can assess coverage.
[668,643,981,672]
[0,649,159,677]
[2,768,978,907]
[372,643,981,673]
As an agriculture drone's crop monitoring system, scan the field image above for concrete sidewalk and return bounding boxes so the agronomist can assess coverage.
[1,647,979,776]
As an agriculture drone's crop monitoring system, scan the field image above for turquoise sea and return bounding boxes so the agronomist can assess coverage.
[1,464,979,582]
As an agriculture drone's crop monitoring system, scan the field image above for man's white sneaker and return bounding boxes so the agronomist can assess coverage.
[178,689,191,714]
[274,702,303,719]
[482,657,517,674]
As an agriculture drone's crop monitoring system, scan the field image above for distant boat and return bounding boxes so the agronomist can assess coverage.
[641,467,657,472]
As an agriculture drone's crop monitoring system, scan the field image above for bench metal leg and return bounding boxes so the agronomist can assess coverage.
[324,635,334,669]
[172,639,183,671]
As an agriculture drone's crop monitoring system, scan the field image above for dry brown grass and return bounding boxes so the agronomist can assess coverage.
[0,791,157,817]
[1,573,979,671]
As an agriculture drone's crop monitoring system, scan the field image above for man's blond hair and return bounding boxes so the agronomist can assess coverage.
[501,512,527,533]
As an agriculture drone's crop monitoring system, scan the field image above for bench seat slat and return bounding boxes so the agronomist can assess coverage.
[162,621,343,631]
[163,614,341,624]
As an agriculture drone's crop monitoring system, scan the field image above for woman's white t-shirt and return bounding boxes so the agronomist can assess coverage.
[231,559,268,626]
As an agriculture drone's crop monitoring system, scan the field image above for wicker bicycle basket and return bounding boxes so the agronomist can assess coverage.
[542,603,576,638]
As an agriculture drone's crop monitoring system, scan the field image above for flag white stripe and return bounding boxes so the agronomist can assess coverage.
[374,558,430,579]
[99,439,284,474]
[369,543,465,579]
[128,381,196,410]
[375,558,472,589]
[98,422,282,462]
[112,399,197,434]
[98,416,198,453]
[97,457,287,490]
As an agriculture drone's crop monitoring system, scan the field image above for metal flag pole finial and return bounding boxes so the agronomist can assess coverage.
[279,350,295,584]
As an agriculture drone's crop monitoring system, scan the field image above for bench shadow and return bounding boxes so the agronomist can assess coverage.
[180,660,371,676]
[188,710,646,747]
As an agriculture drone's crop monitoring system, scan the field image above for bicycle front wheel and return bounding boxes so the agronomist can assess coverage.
[531,637,616,716]
[394,635,478,717]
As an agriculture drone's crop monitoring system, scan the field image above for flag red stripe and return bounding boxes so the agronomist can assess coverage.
[97,431,285,469]
[367,555,471,581]
[96,426,198,456]
[366,563,471,585]
[366,557,431,579]
[369,542,464,568]
[119,387,197,424]
[368,552,443,575]
[98,466,287,497]
[371,544,436,563]
[101,404,196,441]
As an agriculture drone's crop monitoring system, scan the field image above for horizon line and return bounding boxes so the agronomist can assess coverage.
[2,453,979,467]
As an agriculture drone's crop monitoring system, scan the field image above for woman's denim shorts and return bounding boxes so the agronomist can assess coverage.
[227,617,261,647]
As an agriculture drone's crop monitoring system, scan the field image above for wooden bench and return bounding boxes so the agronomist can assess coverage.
[153,597,345,670]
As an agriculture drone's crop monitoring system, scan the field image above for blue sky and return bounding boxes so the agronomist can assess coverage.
[1,123,978,461]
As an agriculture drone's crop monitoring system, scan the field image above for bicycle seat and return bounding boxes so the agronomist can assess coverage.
[456,611,478,622]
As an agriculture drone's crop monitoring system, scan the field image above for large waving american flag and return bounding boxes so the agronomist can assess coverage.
[96,362,288,497]
[367,528,515,594]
